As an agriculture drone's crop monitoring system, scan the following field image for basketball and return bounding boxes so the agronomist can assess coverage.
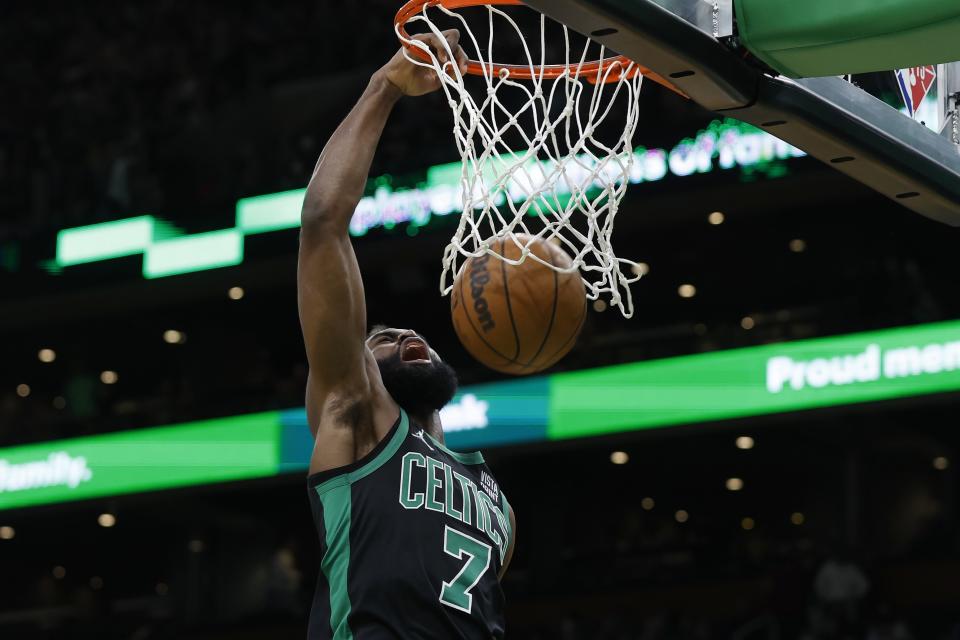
[450,234,587,375]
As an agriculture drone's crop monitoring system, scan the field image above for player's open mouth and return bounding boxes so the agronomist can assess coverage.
[400,338,431,363]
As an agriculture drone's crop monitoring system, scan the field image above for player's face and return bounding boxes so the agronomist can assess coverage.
[366,328,458,415]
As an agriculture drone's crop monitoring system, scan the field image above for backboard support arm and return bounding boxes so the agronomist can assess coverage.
[525,0,960,226]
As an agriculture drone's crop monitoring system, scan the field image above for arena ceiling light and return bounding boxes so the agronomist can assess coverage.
[98,513,116,528]
[735,436,755,450]
[38,348,56,363]
[708,211,725,225]
[15,384,30,398]
[163,329,185,344]
[609,451,629,464]
[0,526,14,540]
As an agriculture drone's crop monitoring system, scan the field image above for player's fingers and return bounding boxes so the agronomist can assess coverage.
[423,68,441,89]
[414,31,454,65]
[453,45,468,74]
[441,28,461,50]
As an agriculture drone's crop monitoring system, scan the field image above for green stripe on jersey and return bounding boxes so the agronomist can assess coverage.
[320,483,353,640]
[313,410,411,639]
[314,410,410,496]
[425,432,485,465]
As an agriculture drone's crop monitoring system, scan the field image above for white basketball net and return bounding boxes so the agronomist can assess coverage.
[397,3,644,317]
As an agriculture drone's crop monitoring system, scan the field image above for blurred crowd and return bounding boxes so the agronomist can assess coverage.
[0,0,453,448]
[0,0,412,243]
[15,540,960,640]
[0,329,309,448]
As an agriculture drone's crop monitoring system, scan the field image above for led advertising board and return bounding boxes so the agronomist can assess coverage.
[3,320,957,511]
[549,320,960,439]
[53,119,804,278]
[0,413,279,511]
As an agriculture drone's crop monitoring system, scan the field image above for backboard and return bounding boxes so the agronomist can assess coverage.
[523,0,960,225]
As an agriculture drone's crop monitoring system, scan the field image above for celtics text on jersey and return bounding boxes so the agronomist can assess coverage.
[306,409,513,640]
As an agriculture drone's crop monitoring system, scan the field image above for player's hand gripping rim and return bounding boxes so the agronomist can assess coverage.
[381,28,468,97]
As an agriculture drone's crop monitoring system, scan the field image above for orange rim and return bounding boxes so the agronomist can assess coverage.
[394,0,684,91]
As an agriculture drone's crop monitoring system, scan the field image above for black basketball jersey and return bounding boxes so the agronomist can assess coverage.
[306,409,513,640]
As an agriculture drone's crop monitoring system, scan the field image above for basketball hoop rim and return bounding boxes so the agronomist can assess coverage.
[394,0,637,84]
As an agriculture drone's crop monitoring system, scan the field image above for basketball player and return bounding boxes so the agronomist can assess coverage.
[298,30,516,639]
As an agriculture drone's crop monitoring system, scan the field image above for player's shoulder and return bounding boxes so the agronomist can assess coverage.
[306,349,389,423]
[307,369,398,458]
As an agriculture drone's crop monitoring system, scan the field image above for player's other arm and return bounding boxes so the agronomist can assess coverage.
[499,505,516,580]
[298,33,467,447]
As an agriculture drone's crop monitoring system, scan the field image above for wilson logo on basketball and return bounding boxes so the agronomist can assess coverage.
[469,255,496,332]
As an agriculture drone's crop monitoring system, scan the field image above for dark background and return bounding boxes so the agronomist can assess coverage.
[1,1,958,638]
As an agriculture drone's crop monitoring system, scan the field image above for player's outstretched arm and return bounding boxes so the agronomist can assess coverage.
[299,32,467,442]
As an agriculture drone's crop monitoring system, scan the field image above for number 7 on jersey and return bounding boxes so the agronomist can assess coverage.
[439,525,492,614]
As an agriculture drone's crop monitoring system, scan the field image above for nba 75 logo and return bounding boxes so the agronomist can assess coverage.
[895,66,937,118]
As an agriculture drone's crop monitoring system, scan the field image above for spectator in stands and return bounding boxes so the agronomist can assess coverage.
[811,545,870,637]
[866,603,914,640]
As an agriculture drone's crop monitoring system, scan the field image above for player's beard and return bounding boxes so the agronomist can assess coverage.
[377,351,458,417]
